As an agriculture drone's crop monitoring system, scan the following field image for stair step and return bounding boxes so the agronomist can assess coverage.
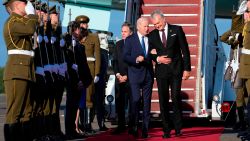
[150,101,195,112]
[142,5,200,14]
[186,36,199,45]
[153,79,197,89]
[143,0,200,4]
[146,16,200,26]
[152,91,196,100]
[189,46,199,56]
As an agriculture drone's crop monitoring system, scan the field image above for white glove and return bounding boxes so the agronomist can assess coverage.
[94,76,99,83]
[37,35,43,44]
[72,39,76,47]
[60,39,65,47]
[72,64,78,71]
[237,0,247,15]
[25,1,35,15]
[44,36,49,43]
[51,36,56,44]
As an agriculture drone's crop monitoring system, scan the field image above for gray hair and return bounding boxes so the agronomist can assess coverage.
[150,9,164,19]
[136,17,148,28]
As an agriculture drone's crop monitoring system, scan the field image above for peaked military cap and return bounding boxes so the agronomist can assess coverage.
[35,2,47,13]
[49,5,57,14]
[3,0,26,5]
[75,15,90,23]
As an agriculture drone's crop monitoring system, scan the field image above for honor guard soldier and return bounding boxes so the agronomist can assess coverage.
[239,2,250,140]
[41,3,60,138]
[96,31,109,131]
[34,2,58,139]
[3,0,38,140]
[220,11,246,132]
[48,5,66,138]
[75,15,102,132]
[32,2,48,140]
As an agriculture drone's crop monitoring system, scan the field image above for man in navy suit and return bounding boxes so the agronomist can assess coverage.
[123,17,154,138]
[149,10,191,138]
[112,22,133,134]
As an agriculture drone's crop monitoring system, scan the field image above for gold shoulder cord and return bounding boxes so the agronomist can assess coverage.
[8,16,26,50]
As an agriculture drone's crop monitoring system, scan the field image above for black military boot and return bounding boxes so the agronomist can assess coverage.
[238,106,247,131]
[4,123,22,141]
[52,114,66,140]
[234,106,246,131]
[21,121,34,141]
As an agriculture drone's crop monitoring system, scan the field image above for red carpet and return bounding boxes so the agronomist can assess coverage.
[86,127,224,141]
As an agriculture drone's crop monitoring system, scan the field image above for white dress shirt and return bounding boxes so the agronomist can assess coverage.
[137,31,149,55]
[159,24,168,43]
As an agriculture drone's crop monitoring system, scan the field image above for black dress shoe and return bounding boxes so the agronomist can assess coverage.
[100,125,108,131]
[142,133,150,138]
[112,126,126,134]
[238,131,248,138]
[162,133,171,138]
[128,127,138,137]
[175,131,183,137]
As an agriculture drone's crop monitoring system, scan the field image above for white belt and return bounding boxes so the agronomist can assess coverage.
[241,48,250,55]
[8,49,34,57]
[35,67,45,76]
[44,64,52,72]
[87,57,96,62]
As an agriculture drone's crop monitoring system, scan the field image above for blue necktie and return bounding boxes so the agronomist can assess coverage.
[141,36,146,56]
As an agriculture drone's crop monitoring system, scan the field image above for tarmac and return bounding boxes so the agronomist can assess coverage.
[0,94,243,141]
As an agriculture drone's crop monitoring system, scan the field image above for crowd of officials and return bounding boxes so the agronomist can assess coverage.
[2,0,194,140]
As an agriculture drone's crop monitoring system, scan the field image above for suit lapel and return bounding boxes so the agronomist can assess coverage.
[167,25,173,47]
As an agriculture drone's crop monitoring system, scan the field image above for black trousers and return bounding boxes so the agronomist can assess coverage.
[156,75,183,133]
[116,82,130,127]
[93,49,109,128]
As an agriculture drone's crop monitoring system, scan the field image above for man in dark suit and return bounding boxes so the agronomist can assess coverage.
[123,17,154,138]
[112,22,133,134]
[149,10,191,138]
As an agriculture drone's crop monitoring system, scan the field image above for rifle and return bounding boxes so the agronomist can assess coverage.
[43,0,55,82]
[230,33,242,88]
[57,5,68,78]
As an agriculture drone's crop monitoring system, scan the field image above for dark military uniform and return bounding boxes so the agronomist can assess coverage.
[31,3,48,139]
[3,0,38,140]
[49,5,66,137]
